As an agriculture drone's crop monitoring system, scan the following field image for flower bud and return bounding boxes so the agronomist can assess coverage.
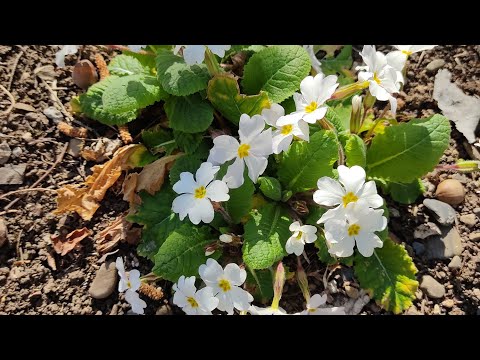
[219,234,233,243]
[296,258,311,303]
[204,243,217,256]
[271,262,285,310]
[456,160,480,173]
[350,95,363,134]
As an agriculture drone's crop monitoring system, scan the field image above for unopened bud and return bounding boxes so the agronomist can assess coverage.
[456,160,480,173]
[296,258,310,303]
[204,243,217,256]
[219,234,233,243]
[350,95,363,134]
[271,262,285,310]
[363,91,376,109]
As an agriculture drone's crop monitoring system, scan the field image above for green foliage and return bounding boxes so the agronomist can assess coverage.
[381,178,425,205]
[366,115,451,182]
[108,54,155,76]
[258,176,282,201]
[242,45,311,103]
[221,168,255,224]
[243,204,292,269]
[155,49,211,96]
[164,93,214,133]
[345,134,366,168]
[207,74,270,125]
[354,238,418,314]
[141,125,176,155]
[320,45,355,85]
[153,224,217,282]
[169,155,203,185]
[315,234,337,265]
[324,107,347,132]
[173,130,203,154]
[245,268,274,304]
[280,96,296,115]
[278,130,338,194]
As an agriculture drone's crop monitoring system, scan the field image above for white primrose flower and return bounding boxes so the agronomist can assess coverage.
[297,294,346,315]
[128,45,146,52]
[320,202,387,257]
[172,276,219,315]
[313,165,383,222]
[198,258,253,315]
[277,72,339,126]
[247,305,287,315]
[172,162,230,225]
[285,221,317,256]
[207,114,273,189]
[356,45,401,115]
[55,45,79,68]
[386,45,437,72]
[173,45,231,65]
[115,257,147,315]
[262,103,309,154]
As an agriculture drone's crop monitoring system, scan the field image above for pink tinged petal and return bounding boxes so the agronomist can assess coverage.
[183,45,206,65]
[355,232,383,258]
[250,128,273,156]
[199,258,224,286]
[188,198,214,224]
[244,155,268,183]
[292,120,309,141]
[309,294,327,308]
[230,286,253,311]
[358,180,384,208]
[272,133,292,154]
[300,75,318,102]
[289,221,301,232]
[302,107,327,124]
[195,287,219,311]
[313,177,345,206]
[206,180,230,202]
[276,111,305,126]
[386,51,407,72]
[286,237,304,256]
[207,45,231,57]
[223,157,245,189]
[337,165,366,194]
[262,103,285,127]
[125,289,146,315]
[128,270,141,291]
[195,162,219,187]
[172,193,195,220]
[173,172,197,194]
[224,263,244,286]
[238,114,265,143]
[209,135,240,164]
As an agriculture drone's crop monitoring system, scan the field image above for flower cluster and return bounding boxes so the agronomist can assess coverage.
[315,165,387,257]
[115,257,147,314]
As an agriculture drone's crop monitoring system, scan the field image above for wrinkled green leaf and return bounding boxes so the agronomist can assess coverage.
[164,93,214,133]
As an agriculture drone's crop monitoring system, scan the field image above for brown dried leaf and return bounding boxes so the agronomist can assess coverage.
[54,144,144,221]
[122,173,141,207]
[46,251,57,270]
[34,65,56,81]
[95,215,141,254]
[80,138,123,162]
[136,154,183,195]
[51,228,92,256]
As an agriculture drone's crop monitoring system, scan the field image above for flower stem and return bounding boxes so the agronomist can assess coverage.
[204,48,222,76]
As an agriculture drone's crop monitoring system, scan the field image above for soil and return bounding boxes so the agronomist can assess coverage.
[0,45,478,315]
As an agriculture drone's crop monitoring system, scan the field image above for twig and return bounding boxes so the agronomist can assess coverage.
[7,46,25,91]
[415,51,426,69]
[3,142,68,211]
[0,187,57,200]
[0,84,15,116]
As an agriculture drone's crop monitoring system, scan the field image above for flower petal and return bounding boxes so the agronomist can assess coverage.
[230,286,253,311]
[195,162,219,187]
[386,51,407,72]
[302,107,327,124]
[115,257,126,279]
[173,172,197,194]
[276,111,304,126]
[183,45,206,65]
[224,263,245,286]
[199,258,223,287]
[337,165,366,194]
[289,221,301,232]
[206,180,230,202]
[172,193,195,220]
[128,270,141,292]
[300,75,317,102]
[285,237,304,256]
[250,128,273,157]
[313,177,345,206]
[208,135,239,165]
[261,103,284,127]
[207,45,231,57]
[309,294,327,308]
[358,180,384,208]
[125,289,146,315]
[216,291,234,314]
[223,157,245,189]
[272,133,292,154]
[238,114,265,143]
[195,286,219,311]
[188,198,214,224]
[292,120,309,141]
[244,154,268,183]
[355,232,383,257]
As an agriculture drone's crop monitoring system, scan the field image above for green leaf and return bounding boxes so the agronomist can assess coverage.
[79,76,138,125]
[245,268,274,304]
[258,176,282,201]
[278,130,338,194]
[280,96,296,115]
[108,54,155,76]
[155,49,210,96]
[388,179,425,204]
[315,234,337,265]
[141,125,176,155]
[345,134,366,168]
[366,115,451,182]
[207,73,270,125]
[320,45,353,75]
[243,204,292,269]
[242,45,311,103]
[169,155,203,185]
[324,106,347,132]
[153,224,217,282]
[173,130,203,154]
[306,206,326,226]
[164,93,214,133]
[354,237,418,314]
[102,74,168,114]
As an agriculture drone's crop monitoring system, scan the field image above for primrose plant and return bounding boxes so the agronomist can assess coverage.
[67,44,449,315]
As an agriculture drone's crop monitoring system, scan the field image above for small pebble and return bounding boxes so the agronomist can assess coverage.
[468,232,480,242]
[459,214,476,227]
[426,59,446,73]
[420,275,445,299]
[448,256,462,270]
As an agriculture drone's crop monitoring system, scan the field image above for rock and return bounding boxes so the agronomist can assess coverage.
[0,218,7,247]
[156,304,173,315]
[468,232,480,242]
[389,207,400,218]
[0,142,11,164]
[11,147,22,158]
[0,163,26,185]
[459,214,476,227]
[405,306,420,315]
[412,242,425,256]
[426,59,445,73]
[67,138,84,158]
[109,304,119,315]
[424,225,463,260]
[423,199,456,225]
[473,207,480,216]
[448,256,462,270]
[43,107,64,121]
[88,261,118,299]
[442,299,454,308]
[345,285,359,300]
[433,304,441,314]
[473,288,480,300]
[420,275,445,299]
[414,222,442,239]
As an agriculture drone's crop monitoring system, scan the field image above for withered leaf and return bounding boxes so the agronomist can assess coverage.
[51,227,92,256]
[95,215,141,255]
[122,173,141,207]
[136,154,183,195]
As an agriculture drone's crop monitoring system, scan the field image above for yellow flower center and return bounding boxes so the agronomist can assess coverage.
[194,186,207,199]
[281,124,293,135]
[187,297,199,308]
[218,279,232,292]
[295,231,303,240]
[127,280,131,288]
[308,308,317,313]
[348,224,361,236]
[373,72,381,84]
[305,101,318,113]
[237,143,251,158]
[401,50,412,56]
[342,192,358,207]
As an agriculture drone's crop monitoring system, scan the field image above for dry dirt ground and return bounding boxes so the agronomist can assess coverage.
[0,45,479,315]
